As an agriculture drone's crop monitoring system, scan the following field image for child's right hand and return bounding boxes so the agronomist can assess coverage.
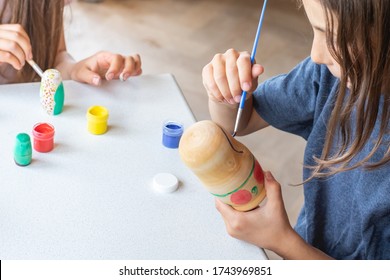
[202,48,264,105]
[0,24,32,70]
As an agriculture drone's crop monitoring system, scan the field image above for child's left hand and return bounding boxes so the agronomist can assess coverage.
[215,171,296,253]
[69,51,142,85]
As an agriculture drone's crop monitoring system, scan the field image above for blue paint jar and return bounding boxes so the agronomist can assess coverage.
[162,121,184,149]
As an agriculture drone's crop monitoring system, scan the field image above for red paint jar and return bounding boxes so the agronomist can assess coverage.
[32,123,55,152]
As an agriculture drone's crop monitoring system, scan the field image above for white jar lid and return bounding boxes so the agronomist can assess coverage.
[153,173,179,193]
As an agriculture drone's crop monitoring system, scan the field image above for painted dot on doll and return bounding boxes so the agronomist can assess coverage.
[251,186,258,195]
[230,189,252,205]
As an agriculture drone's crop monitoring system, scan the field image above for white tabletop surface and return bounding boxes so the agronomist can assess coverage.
[0,74,267,260]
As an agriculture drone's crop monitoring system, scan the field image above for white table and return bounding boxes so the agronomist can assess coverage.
[0,74,267,260]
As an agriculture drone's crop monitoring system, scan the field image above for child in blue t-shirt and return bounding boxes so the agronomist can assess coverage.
[202,0,390,259]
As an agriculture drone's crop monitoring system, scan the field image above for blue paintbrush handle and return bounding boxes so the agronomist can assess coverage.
[233,0,268,136]
[249,0,268,62]
[239,91,247,109]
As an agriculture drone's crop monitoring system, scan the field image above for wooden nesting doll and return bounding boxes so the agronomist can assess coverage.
[40,69,64,115]
[179,120,266,211]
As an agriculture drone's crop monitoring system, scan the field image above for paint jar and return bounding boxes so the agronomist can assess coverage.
[162,120,184,149]
[32,123,55,153]
[14,133,32,166]
[87,105,109,135]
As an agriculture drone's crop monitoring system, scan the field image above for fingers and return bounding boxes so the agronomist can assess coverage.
[215,199,242,237]
[74,66,102,86]
[263,171,283,203]
[104,54,121,81]
[215,198,261,241]
[212,53,234,104]
[0,24,32,70]
[203,50,242,104]
[226,50,245,103]
[252,64,264,80]
[97,52,142,81]
[236,51,253,92]
[202,48,263,104]
[119,54,142,81]
[0,49,22,70]
[71,52,142,85]
[202,63,224,102]
[215,198,236,217]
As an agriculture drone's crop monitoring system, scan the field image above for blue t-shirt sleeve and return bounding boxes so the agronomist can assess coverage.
[253,57,336,140]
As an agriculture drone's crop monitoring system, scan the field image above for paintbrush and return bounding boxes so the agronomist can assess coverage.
[27,59,44,78]
[232,0,268,137]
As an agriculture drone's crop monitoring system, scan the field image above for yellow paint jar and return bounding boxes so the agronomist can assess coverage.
[87,105,109,135]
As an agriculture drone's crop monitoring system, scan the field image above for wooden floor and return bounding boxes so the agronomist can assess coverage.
[65,0,313,260]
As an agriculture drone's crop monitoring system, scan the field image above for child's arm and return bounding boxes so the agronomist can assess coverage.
[215,172,333,260]
[54,25,142,85]
[0,24,33,70]
[202,49,269,135]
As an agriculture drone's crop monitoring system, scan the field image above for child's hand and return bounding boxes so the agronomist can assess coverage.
[0,24,33,70]
[215,171,295,252]
[202,48,264,105]
[70,51,142,85]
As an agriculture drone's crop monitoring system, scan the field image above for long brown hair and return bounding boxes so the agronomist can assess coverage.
[1,0,64,82]
[306,0,390,179]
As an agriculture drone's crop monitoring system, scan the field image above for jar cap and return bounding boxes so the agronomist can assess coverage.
[153,173,179,193]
